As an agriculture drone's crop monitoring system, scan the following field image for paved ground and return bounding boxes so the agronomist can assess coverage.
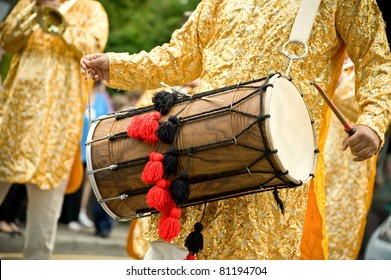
[0,220,135,260]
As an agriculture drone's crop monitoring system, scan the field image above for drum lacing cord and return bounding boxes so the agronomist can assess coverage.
[91,117,285,196]
[179,87,261,123]
[90,119,262,174]
[273,188,285,214]
[183,151,284,194]
[115,106,154,121]
[90,86,263,145]
[112,76,270,121]
[91,79,271,149]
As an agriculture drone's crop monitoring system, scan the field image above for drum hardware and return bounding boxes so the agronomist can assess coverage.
[87,164,118,175]
[85,133,116,145]
[97,194,129,203]
[282,41,309,75]
[85,132,129,145]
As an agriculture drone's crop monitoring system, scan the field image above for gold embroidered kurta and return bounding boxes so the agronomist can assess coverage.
[0,0,108,190]
[107,0,391,259]
[325,58,377,259]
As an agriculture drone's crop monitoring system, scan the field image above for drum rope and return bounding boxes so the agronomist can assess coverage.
[107,169,297,206]
[86,90,264,145]
[126,183,295,217]
[112,77,270,121]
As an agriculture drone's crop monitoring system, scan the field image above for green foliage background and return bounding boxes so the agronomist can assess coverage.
[98,0,200,53]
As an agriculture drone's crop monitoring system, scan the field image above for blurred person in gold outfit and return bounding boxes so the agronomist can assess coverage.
[81,0,390,260]
[324,56,379,259]
[0,0,108,259]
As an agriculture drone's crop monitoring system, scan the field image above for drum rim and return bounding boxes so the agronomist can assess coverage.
[264,74,318,185]
[86,116,123,220]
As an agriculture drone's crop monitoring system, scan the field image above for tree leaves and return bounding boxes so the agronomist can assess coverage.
[99,0,200,54]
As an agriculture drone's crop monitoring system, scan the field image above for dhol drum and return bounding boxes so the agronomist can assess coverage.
[86,73,318,221]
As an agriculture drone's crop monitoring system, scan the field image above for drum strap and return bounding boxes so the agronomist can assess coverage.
[289,0,322,45]
[284,0,321,75]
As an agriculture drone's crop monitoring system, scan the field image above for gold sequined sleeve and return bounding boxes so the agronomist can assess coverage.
[0,0,32,53]
[106,0,214,91]
[336,0,391,145]
[61,1,109,59]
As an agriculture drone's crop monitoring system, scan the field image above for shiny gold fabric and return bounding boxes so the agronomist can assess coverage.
[325,58,378,259]
[107,0,391,259]
[0,0,108,190]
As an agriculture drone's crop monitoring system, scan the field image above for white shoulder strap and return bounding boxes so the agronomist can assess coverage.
[289,0,322,45]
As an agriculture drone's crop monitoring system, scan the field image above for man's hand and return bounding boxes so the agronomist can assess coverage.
[80,53,110,81]
[342,124,380,161]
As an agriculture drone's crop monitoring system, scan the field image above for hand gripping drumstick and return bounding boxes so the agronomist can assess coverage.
[310,81,356,136]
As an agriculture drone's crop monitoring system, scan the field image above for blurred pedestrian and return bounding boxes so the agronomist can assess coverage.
[0,183,26,236]
[0,0,108,259]
[60,80,113,232]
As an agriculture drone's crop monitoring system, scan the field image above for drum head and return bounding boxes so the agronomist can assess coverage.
[265,75,316,184]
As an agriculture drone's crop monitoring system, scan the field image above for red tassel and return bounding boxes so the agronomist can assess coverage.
[146,179,174,212]
[142,152,164,184]
[184,253,196,260]
[139,112,161,144]
[158,207,181,242]
[126,115,144,140]
[126,112,161,143]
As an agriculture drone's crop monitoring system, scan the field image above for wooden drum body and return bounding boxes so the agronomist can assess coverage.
[86,73,318,220]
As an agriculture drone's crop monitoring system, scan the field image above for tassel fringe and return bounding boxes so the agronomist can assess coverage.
[146,179,174,212]
[156,115,179,144]
[170,172,190,205]
[127,112,161,144]
[163,147,178,176]
[158,207,181,242]
[152,91,179,115]
[142,152,164,184]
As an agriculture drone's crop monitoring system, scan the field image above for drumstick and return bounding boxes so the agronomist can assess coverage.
[310,81,356,136]
[83,51,92,127]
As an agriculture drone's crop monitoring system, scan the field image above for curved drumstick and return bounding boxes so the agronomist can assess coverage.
[310,81,356,136]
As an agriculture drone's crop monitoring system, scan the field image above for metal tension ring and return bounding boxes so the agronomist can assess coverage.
[282,40,309,61]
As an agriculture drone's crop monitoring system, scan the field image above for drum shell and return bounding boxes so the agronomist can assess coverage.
[87,74,317,220]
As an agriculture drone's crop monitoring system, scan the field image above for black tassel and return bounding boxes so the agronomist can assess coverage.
[163,147,178,176]
[170,172,190,205]
[185,222,204,255]
[156,115,179,144]
[273,188,285,214]
[152,91,179,115]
